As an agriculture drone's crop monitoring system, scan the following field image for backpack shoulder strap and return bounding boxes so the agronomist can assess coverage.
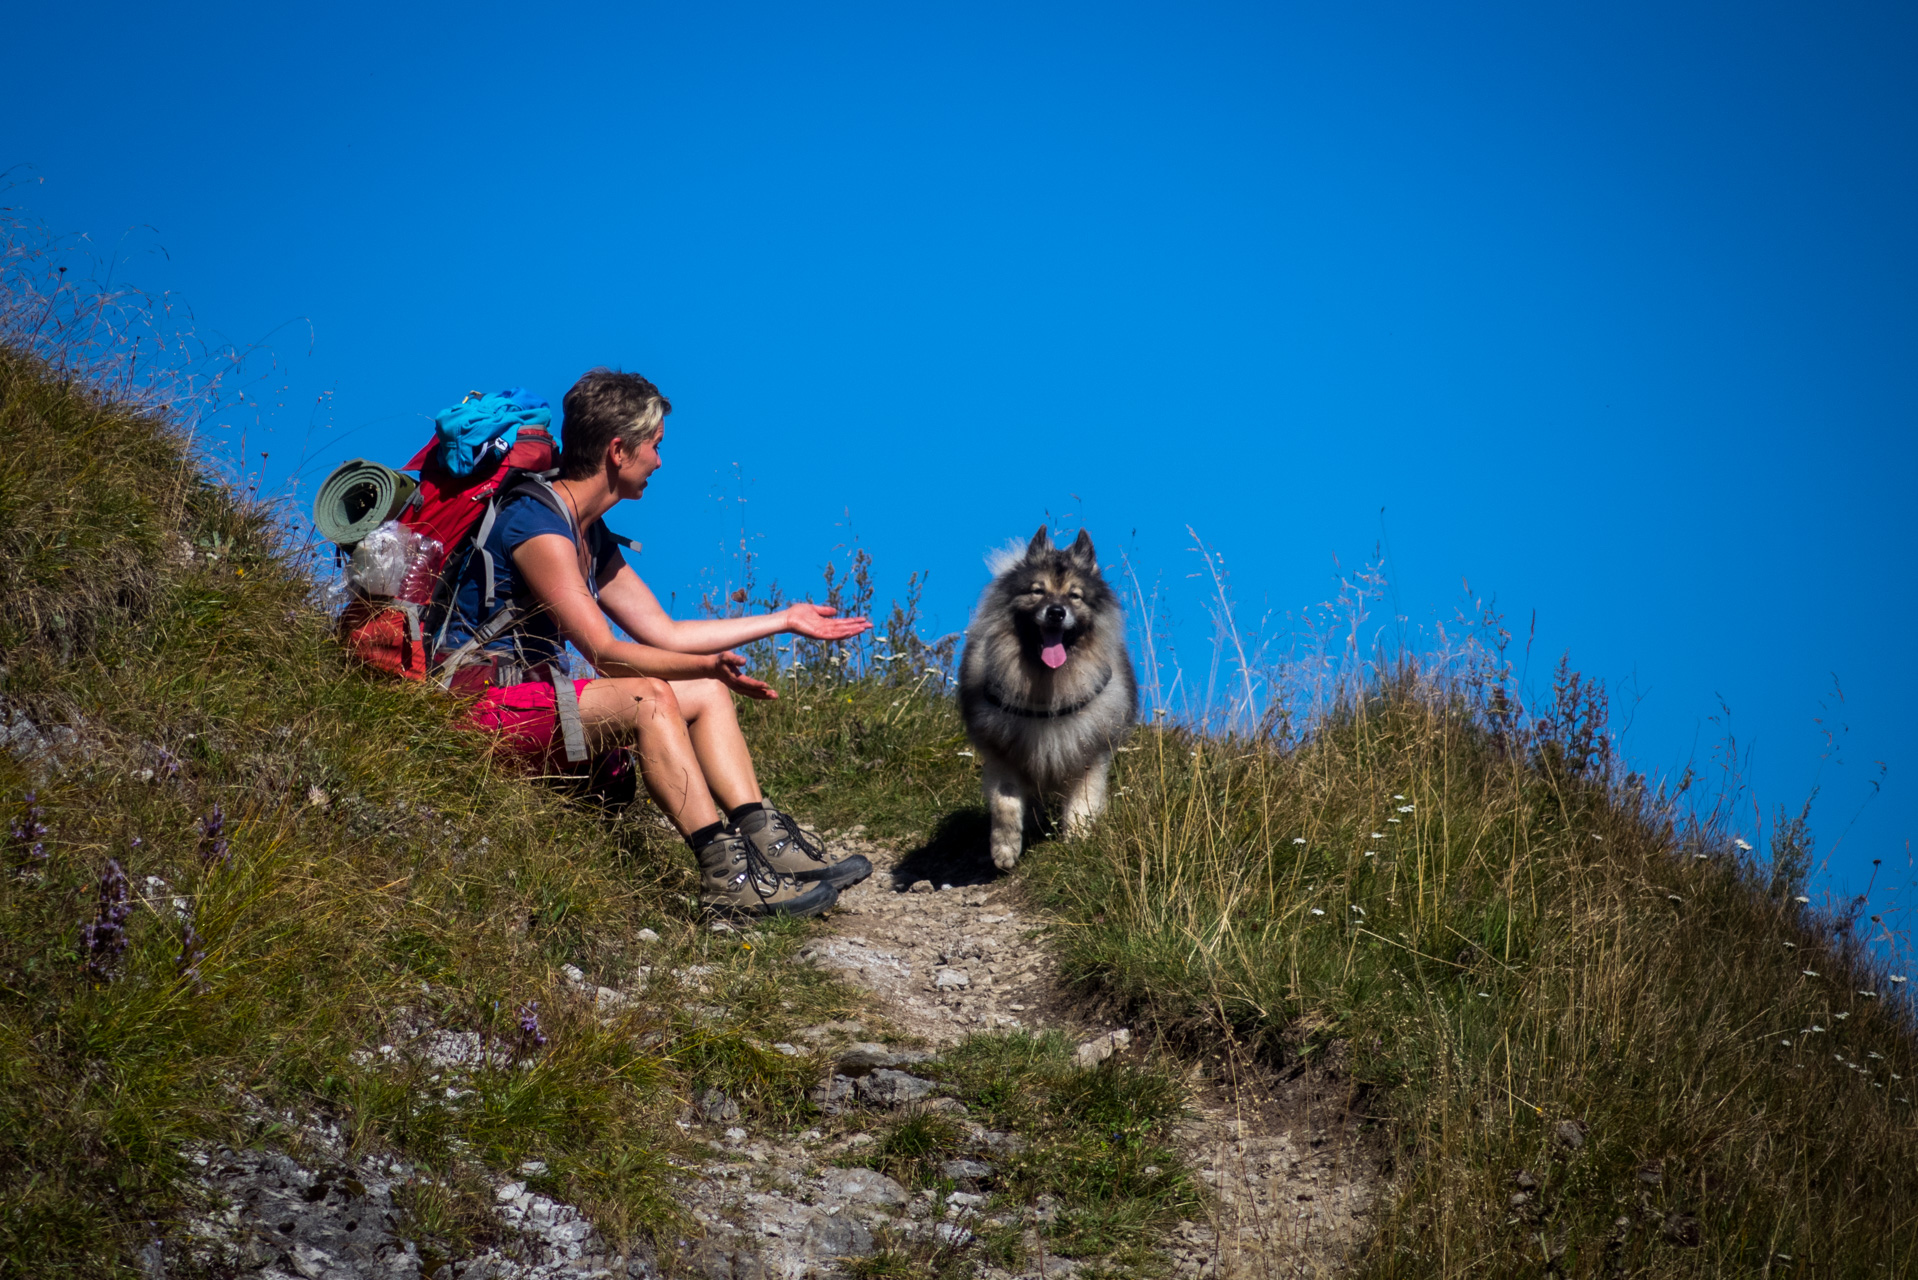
[435,472,599,766]
[496,473,640,588]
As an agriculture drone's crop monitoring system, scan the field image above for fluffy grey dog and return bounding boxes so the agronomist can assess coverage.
[958,526,1138,870]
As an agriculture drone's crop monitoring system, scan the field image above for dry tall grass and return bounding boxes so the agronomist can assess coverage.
[1024,652,1917,1275]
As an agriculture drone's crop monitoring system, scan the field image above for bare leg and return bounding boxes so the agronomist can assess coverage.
[1061,752,1112,837]
[667,678,763,813]
[981,752,1029,871]
[576,677,720,836]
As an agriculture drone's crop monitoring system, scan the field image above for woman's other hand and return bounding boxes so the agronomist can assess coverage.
[713,650,778,700]
[783,602,872,641]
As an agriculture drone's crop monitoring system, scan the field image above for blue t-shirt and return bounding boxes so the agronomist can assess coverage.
[434,490,626,666]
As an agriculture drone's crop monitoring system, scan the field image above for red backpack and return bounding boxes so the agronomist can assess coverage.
[337,427,561,680]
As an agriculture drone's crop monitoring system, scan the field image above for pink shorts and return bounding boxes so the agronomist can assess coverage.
[466,677,595,767]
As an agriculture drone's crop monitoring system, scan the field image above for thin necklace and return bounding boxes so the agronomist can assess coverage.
[554,482,595,583]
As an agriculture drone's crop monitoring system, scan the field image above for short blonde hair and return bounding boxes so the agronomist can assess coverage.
[559,368,672,480]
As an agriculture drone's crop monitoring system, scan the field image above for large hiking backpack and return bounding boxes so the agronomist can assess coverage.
[331,423,564,681]
[321,391,641,769]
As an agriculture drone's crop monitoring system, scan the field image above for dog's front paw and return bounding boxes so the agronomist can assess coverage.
[990,835,1023,871]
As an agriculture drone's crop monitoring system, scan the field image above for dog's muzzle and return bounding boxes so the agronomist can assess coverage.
[1038,603,1075,669]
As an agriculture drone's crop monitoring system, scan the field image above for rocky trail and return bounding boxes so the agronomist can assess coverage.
[168,830,1381,1280]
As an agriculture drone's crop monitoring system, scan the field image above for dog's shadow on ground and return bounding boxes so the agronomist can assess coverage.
[888,806,1059,890]
[889,808,995,889]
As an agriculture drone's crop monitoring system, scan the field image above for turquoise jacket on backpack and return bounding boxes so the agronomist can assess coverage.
[433,388,552,475]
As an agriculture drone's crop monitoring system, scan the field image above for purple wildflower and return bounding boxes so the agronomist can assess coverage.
[516,1001,549,1055]
[176,907,207,991]
[82,855,133,982]
[9,792,48,867]
[197,805,229,869]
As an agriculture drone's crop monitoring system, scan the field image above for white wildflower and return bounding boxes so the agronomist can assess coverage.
[1310,908,1325,916]
[1387,817,1401,824]
[1292,837,1306,845]
[1734,838,1753,851]
[1393,794,1405,800]
[1834,1012,1849,1019]
[1364,851,1378,857]
[1477,992,1491,998]
[1350,905,1366,916]
[1371,832,1386,839]
[956,749,974,758]
[1780,1039,1792,1047]
[1397,804,1415,813]
[1802,970,1820,977]
[1795,895,1811,904]
[1783,942,1796,949]
[1890,975,1908,984]
[1860,991,1878,999]
[1668,894,1683,903]
[1869,1052,1884,1060]
[1694,852,1709,859]
[1810,1024,1825,1032]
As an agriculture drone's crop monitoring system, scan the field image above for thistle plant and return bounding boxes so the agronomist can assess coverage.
[81,853,132,982]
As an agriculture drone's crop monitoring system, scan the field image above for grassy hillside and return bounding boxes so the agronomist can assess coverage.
[0,343,865,1272]
[1017,676,1918,1275]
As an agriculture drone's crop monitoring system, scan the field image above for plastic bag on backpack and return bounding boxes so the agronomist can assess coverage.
[345,522,442,600]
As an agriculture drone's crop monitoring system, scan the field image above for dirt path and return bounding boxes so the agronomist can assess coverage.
[177,830,1382,1280]
[697,827,1384,1280]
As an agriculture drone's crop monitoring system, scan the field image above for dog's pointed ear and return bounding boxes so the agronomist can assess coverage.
[1068,529,1097,568]
[1027,525,1054,558]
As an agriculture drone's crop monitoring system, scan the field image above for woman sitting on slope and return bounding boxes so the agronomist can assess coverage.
[434,368,871,918]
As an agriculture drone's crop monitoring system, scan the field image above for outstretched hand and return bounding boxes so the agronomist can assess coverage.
[713,650,777,700]
[783,602,872,642]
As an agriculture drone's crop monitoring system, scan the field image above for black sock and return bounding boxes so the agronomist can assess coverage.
[729,801,766,823]
[686,820,726,852]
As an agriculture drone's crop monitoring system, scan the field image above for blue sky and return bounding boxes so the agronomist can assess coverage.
[6,2,1914,922]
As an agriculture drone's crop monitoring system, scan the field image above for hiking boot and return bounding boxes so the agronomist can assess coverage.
[736,806,873,890]
[696,828,839,919]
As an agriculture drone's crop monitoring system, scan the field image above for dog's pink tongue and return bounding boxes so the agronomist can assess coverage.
[1041,641,1069,669]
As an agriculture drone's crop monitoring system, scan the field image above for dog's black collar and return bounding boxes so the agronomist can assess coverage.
[981,665,1114,719]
